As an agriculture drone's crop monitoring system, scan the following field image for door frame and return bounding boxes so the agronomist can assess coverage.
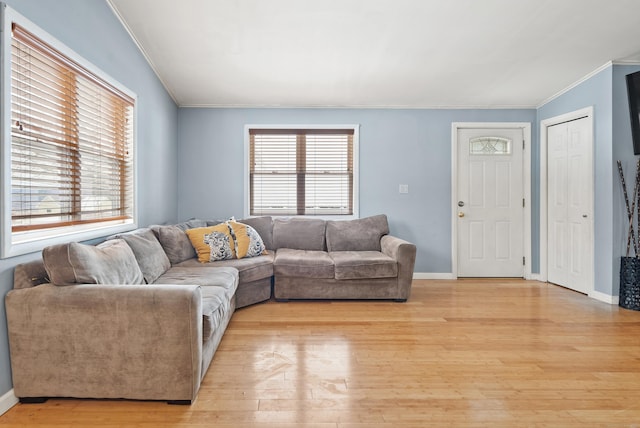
[451,122,532,279]
[539,106,594,294]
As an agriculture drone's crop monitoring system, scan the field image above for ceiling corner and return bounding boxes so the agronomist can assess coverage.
[105,0,180,106]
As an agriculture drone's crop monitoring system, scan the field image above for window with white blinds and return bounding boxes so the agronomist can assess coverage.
[248,127,358,216]
[1,9,137,257]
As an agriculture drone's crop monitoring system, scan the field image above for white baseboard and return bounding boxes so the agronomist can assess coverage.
[412,274,620,305]
[530,276,618,305]
[0,389,18,416]
[589,290,618,305]
[413,272,456,280]
[415,273,549,280]
[414,273,547,280]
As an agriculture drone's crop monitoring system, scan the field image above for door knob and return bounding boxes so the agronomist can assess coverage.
[458,212,465,218]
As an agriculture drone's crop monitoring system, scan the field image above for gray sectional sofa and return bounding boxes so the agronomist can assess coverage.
[5,214,415,404]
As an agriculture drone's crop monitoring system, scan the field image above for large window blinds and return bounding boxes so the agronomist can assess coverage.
[10,23,135,233]
[249,128,355,216]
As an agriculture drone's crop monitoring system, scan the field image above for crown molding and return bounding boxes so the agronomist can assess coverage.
[105,0,179,105]
[537,62,613,109]
[179,103,537,110]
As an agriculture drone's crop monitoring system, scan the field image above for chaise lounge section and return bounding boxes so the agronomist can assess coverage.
[6,233,239,404]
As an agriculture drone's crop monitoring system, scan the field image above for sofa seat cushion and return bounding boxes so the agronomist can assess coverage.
[154,266,239,301]
[330,251,398,280]
[176,253,274,284]
[154,266,238,344]
[274,249,334,278]
[199,285,233,343]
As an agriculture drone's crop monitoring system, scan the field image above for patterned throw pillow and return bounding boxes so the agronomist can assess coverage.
[186,221,266,263]
[186,223,236,262]
[226,221,266,259]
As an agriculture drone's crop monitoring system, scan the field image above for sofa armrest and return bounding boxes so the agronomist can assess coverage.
[5,283,203,402]
[381,235,417,301]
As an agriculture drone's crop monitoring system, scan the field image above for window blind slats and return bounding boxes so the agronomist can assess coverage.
[11,95,132,153]
[249,129,353,216]
[12,23,135,104]
[10,23,134,233]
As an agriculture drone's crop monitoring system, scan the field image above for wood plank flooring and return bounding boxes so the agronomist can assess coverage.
[2,279,640,427]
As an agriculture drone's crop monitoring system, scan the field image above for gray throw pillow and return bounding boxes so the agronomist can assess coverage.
[151,225,197,264]
[109,228,171,283]
[43,239,145,286]
[238,216,273,250]
[175,218,208,231]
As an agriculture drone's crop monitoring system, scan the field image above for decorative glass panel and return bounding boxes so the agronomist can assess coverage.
[469,137,511,155]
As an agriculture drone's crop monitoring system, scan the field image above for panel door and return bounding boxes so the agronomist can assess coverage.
[457,128,524,277]
[547,117,593,294]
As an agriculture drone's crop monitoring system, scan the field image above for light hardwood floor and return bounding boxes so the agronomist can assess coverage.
[2,279,640,427]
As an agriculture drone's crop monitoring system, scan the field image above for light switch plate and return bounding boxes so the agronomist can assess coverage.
[399,184,409,194]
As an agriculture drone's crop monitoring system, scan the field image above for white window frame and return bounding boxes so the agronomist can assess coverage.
[244,124,360,219]
[0,5,138,258]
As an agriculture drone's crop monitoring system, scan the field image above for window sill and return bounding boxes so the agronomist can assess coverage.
[1,220,137,259]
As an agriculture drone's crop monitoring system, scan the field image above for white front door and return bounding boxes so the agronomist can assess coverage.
[547,117,593,294]
[457,128,524,277]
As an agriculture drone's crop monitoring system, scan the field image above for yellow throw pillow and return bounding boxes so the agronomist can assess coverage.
[227,221,267,259]
[185,224,235,262]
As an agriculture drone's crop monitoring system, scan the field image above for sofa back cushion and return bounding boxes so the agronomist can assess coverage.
[108,228,171,283]
[326,214,390,252]
[272,218,326,251]
[43,239,144,286]
[152,225,197,265]
[13,260,49,289]
[238,216,273,250]
[175,218,209,231]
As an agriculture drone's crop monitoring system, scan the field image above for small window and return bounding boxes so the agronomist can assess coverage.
[246,126,359,217]
[2,8,137,257]
[469,137,511,155]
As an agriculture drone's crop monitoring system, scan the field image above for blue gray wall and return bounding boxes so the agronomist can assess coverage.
[0,0,636,407]
[537,66,614,295]
[613,64,640,293]
[537,64,640,296]
[177,108,537,273]
[0,0,179,398]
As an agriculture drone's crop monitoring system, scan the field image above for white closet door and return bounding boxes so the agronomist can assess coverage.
[547,117,592,294]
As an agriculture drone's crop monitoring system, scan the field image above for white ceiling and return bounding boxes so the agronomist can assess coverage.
[108,0,640,108]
